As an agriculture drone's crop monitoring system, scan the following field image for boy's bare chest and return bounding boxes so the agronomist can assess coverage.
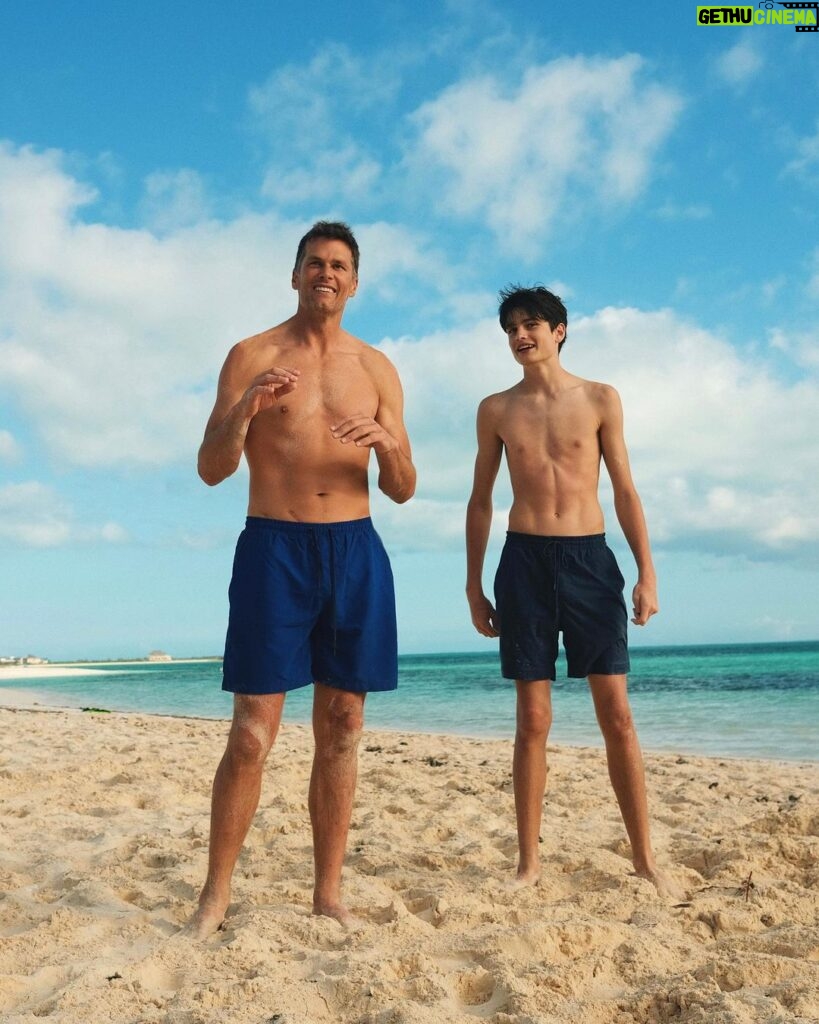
[500,395,599,458]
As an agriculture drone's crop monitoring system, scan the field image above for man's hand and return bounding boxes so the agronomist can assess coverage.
[468,592,500,638]
[631,580,658,626]
[330,415,397,454]
[241,366,300,418]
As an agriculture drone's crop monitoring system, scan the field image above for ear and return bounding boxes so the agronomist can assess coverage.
[555,323,566,342]
[349,274,358,298]
[291,267,299,290]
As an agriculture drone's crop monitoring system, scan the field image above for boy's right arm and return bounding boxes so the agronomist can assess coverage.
[198,345,299,486]
[465,397,503,638]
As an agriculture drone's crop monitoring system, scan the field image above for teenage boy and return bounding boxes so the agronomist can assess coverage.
[466,285,672,894]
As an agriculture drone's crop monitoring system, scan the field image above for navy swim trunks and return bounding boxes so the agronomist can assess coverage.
[494,532,630,681]
[222,516,398,695]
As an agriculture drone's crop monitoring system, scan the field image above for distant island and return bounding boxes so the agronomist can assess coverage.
[0,652,223,668]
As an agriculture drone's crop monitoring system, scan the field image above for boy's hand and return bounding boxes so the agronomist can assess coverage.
[468,593,500,637]
[631,580,658,626]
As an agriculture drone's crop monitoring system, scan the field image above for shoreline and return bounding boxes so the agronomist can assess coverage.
[1,696,816,767]
[1,706,817,1023]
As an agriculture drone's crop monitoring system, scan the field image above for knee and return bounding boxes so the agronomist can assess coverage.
[599,705,636,746]
[226,718,274,769]
[317,700,364,757]
[516,706,552,744]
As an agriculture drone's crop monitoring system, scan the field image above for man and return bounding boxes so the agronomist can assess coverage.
[187,221,415,937]
[466,285,672,894]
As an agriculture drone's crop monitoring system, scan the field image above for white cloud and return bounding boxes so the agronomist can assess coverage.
[0,481,127,548]
[373,306,819,563]
[0,143,472,480]
[0,430,21,464]
[0,143,309,468]
[249,43,394,206]
[784,120,819,183]
[714,38,765,88]
[406,55,683,253]
[140,169,212,233]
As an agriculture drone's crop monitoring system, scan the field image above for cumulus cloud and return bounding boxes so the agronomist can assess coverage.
[250,43,394,206]
[406,55,683,253]
[0,143,468,478]
[714,38,765,88]
[0,481,127,548]
[373,306,819,563]
[0,143,312,468]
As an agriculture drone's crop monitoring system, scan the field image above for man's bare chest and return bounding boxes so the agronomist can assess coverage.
[252,358,379,438]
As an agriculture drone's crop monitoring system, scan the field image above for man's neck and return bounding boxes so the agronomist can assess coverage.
[290,308,346,350]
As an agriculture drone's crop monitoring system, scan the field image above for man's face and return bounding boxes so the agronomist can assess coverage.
[292,238,358,315]
[503,309,565,365]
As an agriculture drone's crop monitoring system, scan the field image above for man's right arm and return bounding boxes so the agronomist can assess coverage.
[465,397,503,638]
[198,345,299,486]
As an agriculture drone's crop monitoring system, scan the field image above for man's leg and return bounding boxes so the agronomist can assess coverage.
[513,678,553,886]
[309,682,366,926]
[186,692,285,938]
[588,673,670,892]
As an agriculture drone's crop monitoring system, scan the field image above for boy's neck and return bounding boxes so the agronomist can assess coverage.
[520,358,573,392]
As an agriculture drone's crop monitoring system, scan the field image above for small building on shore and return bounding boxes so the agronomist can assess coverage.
[147,650,172,663]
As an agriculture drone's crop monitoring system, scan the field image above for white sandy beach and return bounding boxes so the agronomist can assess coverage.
[0,704,817,1024]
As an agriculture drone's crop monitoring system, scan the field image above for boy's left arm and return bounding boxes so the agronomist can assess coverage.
[598,386,658,626]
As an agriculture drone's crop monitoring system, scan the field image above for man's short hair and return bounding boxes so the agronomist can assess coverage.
[498,285,568,351]
[294,220,360,275]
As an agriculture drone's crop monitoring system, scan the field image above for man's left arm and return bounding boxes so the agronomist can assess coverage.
[598,385,658,626]
[330,353,416,504]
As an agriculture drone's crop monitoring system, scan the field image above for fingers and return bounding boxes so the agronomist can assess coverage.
[470,602,500,638]
[631,600,658,626]
[331,415,394,450]
[257,366,300,387]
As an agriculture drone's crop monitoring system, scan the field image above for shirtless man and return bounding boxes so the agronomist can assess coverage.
[466,285,670,894]
[187,221,415,938]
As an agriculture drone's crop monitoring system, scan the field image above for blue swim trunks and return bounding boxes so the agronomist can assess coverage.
[494,533,630,681]
[222,517,398,695]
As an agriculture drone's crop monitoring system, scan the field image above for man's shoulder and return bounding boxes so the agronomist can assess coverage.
[356,338,399,378]
[226,322,292,363]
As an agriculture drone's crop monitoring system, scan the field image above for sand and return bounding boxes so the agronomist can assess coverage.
[0,705,817,1024]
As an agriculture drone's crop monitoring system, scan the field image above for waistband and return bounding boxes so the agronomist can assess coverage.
[505,531,606,548]
[244,515,374,535]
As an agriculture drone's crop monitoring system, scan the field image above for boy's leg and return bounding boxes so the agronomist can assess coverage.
[513,678,553,886]
[588,673,665,887]
[309,682,366,926]
[187,692,285,938]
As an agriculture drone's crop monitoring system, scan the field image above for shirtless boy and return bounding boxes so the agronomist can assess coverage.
[466,285,670,894]
[187,221,415,937]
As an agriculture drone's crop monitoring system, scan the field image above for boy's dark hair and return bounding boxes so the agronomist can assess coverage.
[498,285,568,351]
[294,220,360,274]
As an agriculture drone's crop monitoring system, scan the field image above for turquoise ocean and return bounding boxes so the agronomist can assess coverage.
[2,641,817,761]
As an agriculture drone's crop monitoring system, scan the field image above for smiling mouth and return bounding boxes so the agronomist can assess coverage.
[517,343,535,352]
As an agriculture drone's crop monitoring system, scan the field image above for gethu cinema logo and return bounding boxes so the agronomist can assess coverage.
[697,2,818,29]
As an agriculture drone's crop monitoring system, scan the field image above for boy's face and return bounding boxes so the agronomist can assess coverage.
[503,309,565,365]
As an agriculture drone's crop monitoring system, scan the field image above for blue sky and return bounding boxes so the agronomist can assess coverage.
[1,1,818,660]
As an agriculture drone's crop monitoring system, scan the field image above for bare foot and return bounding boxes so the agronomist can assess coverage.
[312,900,362,930]
[507,866,541,891]
[182,895,229,940]
[633,865,685,900]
